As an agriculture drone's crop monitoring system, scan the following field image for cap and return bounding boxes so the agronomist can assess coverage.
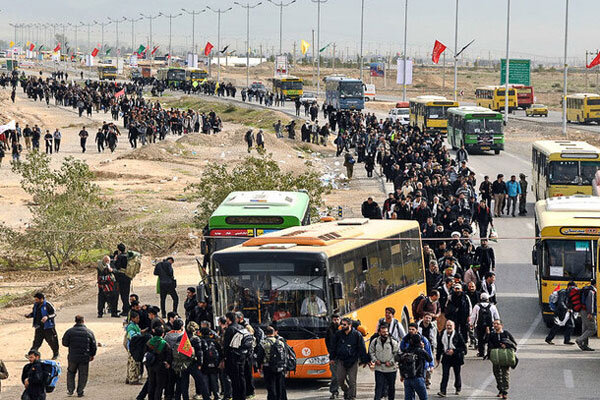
[480,293,490,301]
[453,283,463,290]
[519,173,527,178]
[451,231,461,237]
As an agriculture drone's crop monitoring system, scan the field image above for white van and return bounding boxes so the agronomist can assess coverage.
[364,84,376,101]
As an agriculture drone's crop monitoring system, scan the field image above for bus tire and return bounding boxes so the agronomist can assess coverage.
[494,149,500,155]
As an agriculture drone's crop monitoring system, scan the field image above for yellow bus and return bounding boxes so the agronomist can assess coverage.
[532,195,600,331]
[475,85,517,112]
[409,95,459,135]
[207,218,426,379]
[566,93,600,124]
[98,65,117,80]
[186,68,209,84]
[532,140,600,200]
[272,76,304,100]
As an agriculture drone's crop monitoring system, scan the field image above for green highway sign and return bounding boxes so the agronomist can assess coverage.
[500,59,531,86]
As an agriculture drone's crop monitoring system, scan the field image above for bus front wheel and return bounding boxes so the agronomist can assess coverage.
[494,150,500,155]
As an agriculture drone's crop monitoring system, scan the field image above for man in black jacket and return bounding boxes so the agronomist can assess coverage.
[113,243,131,316]
[436,320,467,397]
[154,257,178,318]
[21,350,46,400]
[330,317,369,400]
[361,197,381,219]
[25,292,59,360]
[223,312,247,400]
[402,331,433,400]
[487,320,517,400]
[62,315,97,397]
[325,314,341,399]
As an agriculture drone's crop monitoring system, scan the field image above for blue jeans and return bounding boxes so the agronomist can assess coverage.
[404,377,428,400]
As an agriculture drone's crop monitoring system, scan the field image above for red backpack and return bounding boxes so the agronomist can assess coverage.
[568,287,583,312]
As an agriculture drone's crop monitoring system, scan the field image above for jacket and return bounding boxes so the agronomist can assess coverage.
[27,300,56,330]
[325,323,339,353]
[0,360,8,393]
[62,323,97,363]
[400,334,435,371]
[330,328,369,368]
[506,180,522,197]
[21,360,47,399]
[154,260,176,286]
[369,335,399,372]
[436,330,467,366]
[491,180,507,195]
[487,329,517,359]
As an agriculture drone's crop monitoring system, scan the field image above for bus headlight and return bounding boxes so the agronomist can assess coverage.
[305,355,329,365]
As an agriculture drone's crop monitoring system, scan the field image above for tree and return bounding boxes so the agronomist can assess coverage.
[185,153,328,227]
[11,153,112,270]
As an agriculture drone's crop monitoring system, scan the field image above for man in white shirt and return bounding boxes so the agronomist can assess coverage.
[301,293,327,317]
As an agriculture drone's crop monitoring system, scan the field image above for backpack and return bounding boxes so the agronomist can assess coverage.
[285,342,297,372]
[129,333,151,363]
[412,294,427,320]
[143,351,157,368]
[40,360,61,393]
[98,272,115,293]
[230,328,254,357]
[580,286,594,311]
[397,352,418,379]
[203,338,221,369]
[568,287,583,311]
[125,250,142,279]
[549,288,568,312]
[477,303,493,328]
[266,337,287,373]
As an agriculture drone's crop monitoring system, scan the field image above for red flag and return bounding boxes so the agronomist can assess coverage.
[177,330,193,357]
[91,48,99,57]
[432,40,447,64]
[204,42,214,56]
[54,43,61,52]
[29,43,35,52]
[587,52,600,69]
[151,46,160,55]
[115,88,125,98]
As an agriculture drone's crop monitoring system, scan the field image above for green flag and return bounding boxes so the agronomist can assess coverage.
[38,45,44,51]
[105,48,111,56]
[137,44,146,54]
[319,43,331,53]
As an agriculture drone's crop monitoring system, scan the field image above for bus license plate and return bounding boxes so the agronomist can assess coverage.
[480,146,490,150]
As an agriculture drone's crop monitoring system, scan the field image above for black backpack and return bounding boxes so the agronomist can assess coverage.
[267,337,287,373]
[203,339,221,369]
[397,352,418,379]
[411,294,426,319]
[477,304,493,328]
[130,333,151,363]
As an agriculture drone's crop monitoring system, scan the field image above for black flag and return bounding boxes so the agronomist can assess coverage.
[455,39,475,59]
[220,45,229,54]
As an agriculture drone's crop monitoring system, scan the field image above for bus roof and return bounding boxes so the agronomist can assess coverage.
[273,75,301,81]
[476,85,514,90]
[535,195,600,233]
[447,106,502,116]
[566,93,600,99]
[211,219,420,258]
[324,76,362,83]
[409,95,458,106]
[209,191,309,219]
[532,140,600,159]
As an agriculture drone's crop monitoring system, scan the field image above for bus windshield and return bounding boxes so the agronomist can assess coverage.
[339,82,363,98]
[465,119,502,134]
[581,161,600,184]
[168,69,186,80]
[212,252,329,339]
[427,106,446,119]
[282,81,302,90]
[191,72,208,80]
[586,99,600,106]
[542,239,594,280]
[549,161,580,184]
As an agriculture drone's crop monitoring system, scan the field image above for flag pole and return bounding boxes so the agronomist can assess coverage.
[504,0,510,124]
[402,0,408,101]
[453,0,458,102]
[562,0,569,136]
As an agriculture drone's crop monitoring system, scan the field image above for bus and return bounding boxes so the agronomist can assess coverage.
[566,93,600,124]
[447,106,504,154]
[475,86,517,112]
[531,140,600,200]
[201,191,311,259]
[409,95,459,136]
[532,195,600,331]
[324,76,365,111]
[186,68,209,84]
[157,67,186,87]
[272,76,304,100]
[207,218,426,379]
[98,65,117,80]
[512,85,534,109]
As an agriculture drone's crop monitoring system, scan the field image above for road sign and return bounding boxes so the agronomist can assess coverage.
[500,59,530,86]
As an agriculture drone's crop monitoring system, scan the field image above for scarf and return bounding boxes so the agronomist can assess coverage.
[441,330,455,353]
[148,336,166,353]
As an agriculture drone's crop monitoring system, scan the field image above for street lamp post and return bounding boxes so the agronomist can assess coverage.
[108,17,126,57]
[504,0,511,123]
[311,0,328,97]
[182,8,206,56]
[235,2,262,88]
[359,0,365,81]
[124,17,143,55]
[267,0,296,55]
[562,0,569,136]
[80,22,96,53]
[206,6,233,82]
[453,0,459,101]
[402,0,408,101]
[140,13,160,61]
[159,12,183,66]
[94,20,112,58]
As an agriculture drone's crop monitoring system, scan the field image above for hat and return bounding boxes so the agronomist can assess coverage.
[480,293,490,301]
[519,173,527,178]
[453,283,462,290]
[451,231,461,237]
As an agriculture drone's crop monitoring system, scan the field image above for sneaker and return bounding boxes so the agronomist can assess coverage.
[52,354,59,360]
[77,393,84,398]
[455,391,461,396]
[583,346,595,351]
[437,393,446,398]
[545,339,554,345]
[67,392,74,397]
[330,393,338,400]
[564,341,576,345]
[576,341,585,350]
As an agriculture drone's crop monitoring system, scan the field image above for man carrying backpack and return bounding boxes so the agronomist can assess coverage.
[368,322,400,400]
[257,325,289,400]
[223,312,251,400]
[25,292,60,360]
[469,293,500,358]
[21,350,47,400]
[576,280,597,351]
[154,257,179,319]
[400,326,433,400]
[97,255,119,318]
[61,315,97,397]
[545,281,576,345]
[113,243,131,316]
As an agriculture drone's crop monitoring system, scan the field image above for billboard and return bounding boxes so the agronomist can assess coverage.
[500,59,531,86]
[370,62,384,77]
[396,58,413,85]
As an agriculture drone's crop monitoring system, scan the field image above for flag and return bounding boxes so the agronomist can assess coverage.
[220,45,229,54]
[319,43,331,53]
[204,42,214,56]
[587,52,600,69]
[177,330,193,357]
[301,40,310,55]
[38,45,44,51]
[9,41,14,48]
[432,40,447,64]
[137,44,146,54]
[455,39,475,58]
[105,48,111,56]
[91,48,99,57]
[29,43,35,52]
[26,41,30,47]
[54,43,61,52]
[115,88,125,98]
[151,46,160,55]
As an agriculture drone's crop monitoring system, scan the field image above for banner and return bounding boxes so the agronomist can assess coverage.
[301,40,310,56]
[54,43,61,52]
[396,58,413,85]
[204,42,214,56]
[370,62,384,77]
[91,48,99,57]
[0,120,16,135]
[588,52,600,69]
[432,40,447,64]
[275,55,288,77]
[187,53,198,68]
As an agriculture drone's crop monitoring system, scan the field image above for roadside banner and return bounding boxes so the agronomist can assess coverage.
[0,120,16,134]
[396,58,413,85]
[370,62,384,77]
[587,52,600,69]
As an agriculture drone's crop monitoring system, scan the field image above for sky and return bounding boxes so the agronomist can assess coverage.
[1,0,597,65]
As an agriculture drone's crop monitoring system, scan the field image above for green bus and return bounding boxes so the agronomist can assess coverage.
[201,191,311,258]
[447,106,504,154]
[156,67,186,87]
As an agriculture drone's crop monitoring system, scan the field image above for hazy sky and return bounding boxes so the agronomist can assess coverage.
[1,0,597,64]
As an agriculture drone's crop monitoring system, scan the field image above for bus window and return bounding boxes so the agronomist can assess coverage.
[549,161,579,184]
[465,120,483,133]
[581,161,600,184]
[485,119,503,133]
[587,99,600,106]
[542,240,594,280]
[339,82,363,97]
[427,106,445,119]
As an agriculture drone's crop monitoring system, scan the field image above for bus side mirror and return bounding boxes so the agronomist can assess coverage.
[196,283,207,302]
[532,244,538,265]
[200,240,207,255]
[330,278,344,300]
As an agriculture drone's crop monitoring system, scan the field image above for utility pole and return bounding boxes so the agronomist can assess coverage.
[108,17,126,57]
[442,52,446,90]
[359,0,365,80]
[124,17,143,55]
[267,0,297,55]
[94,20,112,58]
[159,12,183,66]
[562,0,569,136]
[206,6,233,82]
[312,29,315,90]
[504,0,510,123]
[9,23,18,44]
[311,0,328,96]
[402,0,408,100]
[453,0,459,101]
[139,13,160,61]
[333,42,336,73]
[182,8,206,56]
[235,2,263,88]
[80,22,96,53]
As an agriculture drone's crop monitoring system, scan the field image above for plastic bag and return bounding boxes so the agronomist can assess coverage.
[489,227,498,242]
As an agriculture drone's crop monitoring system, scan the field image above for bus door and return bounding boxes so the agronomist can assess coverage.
[597,239,600,337]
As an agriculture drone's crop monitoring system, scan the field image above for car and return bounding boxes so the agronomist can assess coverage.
[388,107,410,125]
[526,104,548,117]
[299,92,318,105]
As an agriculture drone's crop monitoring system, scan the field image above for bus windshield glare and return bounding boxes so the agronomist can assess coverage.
[339,82,363,98]
[213,253,329,339]
[465,119,502,134]
[581,161,600,184]
[549,161,579,184]
[282,81,303,90]
[427,106,446,119]
[542,239,594,280]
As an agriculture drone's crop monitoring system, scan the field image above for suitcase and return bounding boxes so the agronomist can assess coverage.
[490,348,516,367]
